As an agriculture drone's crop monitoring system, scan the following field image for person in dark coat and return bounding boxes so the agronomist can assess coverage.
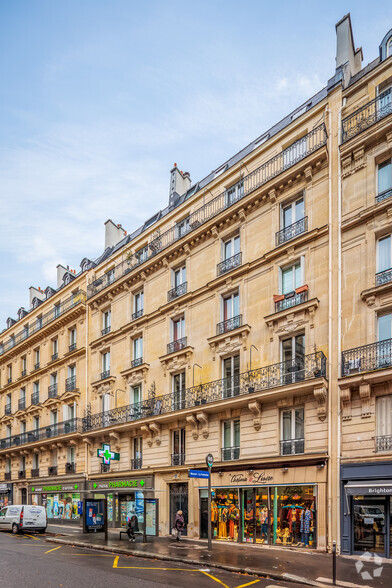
[127,514,139,542]
[174,510,185,541]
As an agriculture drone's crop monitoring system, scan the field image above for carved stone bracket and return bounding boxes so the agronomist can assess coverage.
[313,385,327,421]
[196,411,209,439]
[359,382,371,418]
[340,386,352,421]
[149,422,161,446]
[248,400,262,431]
[109,432,121,452]
[82,438,94,456]
[304,165,313,183]
[186,414,199,440]
[141,424,153,447]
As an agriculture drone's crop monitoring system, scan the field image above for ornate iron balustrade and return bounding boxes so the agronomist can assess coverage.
[167,337,187,354]
[101,326,111,336]
[65,462,76,474]
[275,216,308,246]
[18,470,26,479]
[275,290,308,312]
[18,399,25,411]
[342,87,392,142]
[376,268,392,286]
[132,309,144,320]
[342,339,392,376]
[168,282,187,302]
[51,354,58,361]
[0,290,86,357]
[31,468,39,478]
[4,472,11,481]
[131,357,143,368]
[31,392,40,406]
[87,125,327,300]
[7,377,12,384]
[5,405,11,416]
[48,384,58,398]
[171,453,185,466]
[375,435,392,452]
[217,314,242,335]
[217,253,242,276]
[280,438,305,455]
[69,343,77,352]
[131,458,143,470]
[101,370,110,380]
[0,418,82,450]
[21,369,27,377]
[376,187,392,204]
[82,352,326,432]
[222,447,240,461]
[48,466,57,476]
[66,376,76,391]
[34,362,40,370]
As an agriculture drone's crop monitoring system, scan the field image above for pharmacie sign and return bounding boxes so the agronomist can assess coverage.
[88,476,153,492]
[30,483,80,493]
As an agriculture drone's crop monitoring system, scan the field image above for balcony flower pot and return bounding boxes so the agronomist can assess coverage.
[273,294,285,303]
[295,284,308,294]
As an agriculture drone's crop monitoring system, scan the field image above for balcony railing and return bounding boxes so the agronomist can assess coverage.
[18,399,26,411]
[376,187,392,204]
[131,458,143,470]
[7,377,12,384]
[101,370,110,380]
[48,466,58,476]
[168,282,187,302]
[65,376,76,392]
[87,125,327,300]
[217,253,242,276]
[48,384,58,399]
[5,405,11,416]
[31,392,40,406]
[65,462,76,474]
[4,472,11,481]
[131,357,143,368]
[51,353,58,361]
[280,438,305,455]
[132,309,144,320]
[0,418,82,450]
[34,362,40,370]
[167,337,187,354]
[275,217,308,246]
[342,339,392,376]
[222,447,240,461]
[21,369,26,377]
[375,435,392,452]
[0,290,86,357]
[217,314,242,335]
[69,343,77,352]
[171,453,185,466]
[31,468,39,478]
[18,470,26,479]
[375,268,392,286]
[101,326,111,336]
[275,290,308,312]
[342,87,392,142]
[82,351,326,432]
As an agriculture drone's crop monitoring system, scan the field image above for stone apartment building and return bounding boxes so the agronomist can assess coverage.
[0,14,391,558]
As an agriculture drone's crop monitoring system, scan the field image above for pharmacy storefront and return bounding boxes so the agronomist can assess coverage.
[0,483,13,509]
[28,481,85,526]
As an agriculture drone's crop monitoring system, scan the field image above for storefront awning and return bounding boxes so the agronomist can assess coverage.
[345,480,392,496]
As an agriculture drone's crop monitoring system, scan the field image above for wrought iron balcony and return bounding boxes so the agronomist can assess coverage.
[34,362,40,370]
[7,377,12,384]
[69,343,77,352]
[168,282,187,302]
[4,472,11,481]
[131,357,143,368]
[0,418,81,450]
[5,404,11,416]
[101,463,110,473]
[87,125,327,300]
[171,453,185,466]
[0,290,86,357]
[217,314,242,335]
[101,326,111,336]
[18,470,26,479]
[101,370,110,380]
[222,447,240,461]
[31,468,40,478]
[375,435,392,452]
[131,458,143,470]
[51,353,58,361]
[275,290,308,312]
[376,187,392,204]
[48,466,58,476]
[342,87,392,142]
[375,268,392,286]
[21,369,27,377]
[280,438,305,455]
[217,253,242,276]
[82,351,326,432]
[65,376,76,391]
[275,217,308,246]
[65,462,76,474]
[167,337,187,354]
[132,309,144,320]
[31,392,40,406]
[342,339,392,376]
[48,384,58,398]
[18,399,25,411]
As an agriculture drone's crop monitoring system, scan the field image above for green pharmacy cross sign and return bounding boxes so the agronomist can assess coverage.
[97,443,120,466]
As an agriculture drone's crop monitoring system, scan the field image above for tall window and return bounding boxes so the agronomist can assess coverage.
[102,352,110,375]
[52,338,58,359]
[21,356,27,374]
[67,446,75,464]
[281,261,302,294]
[135,245,148,264]
[172,371,186,410]
[106,268,115,285]
[222,355,240,398]
[281,407,305,455]
[225,180,244,207]
[172,428,186,465]
[378,159,392,196]
[7,364,12,382]
[5,458,11,473]
[32,453,39,471]
[33,416,40,431]
[34,348,40,369]
[133,336,143,360]
[133,437,143,469]
[175,216,190,239]
[134,291,144,315]
[130,385,142,419]
[102,310,111,333]
[223,235,240,260]
[377,314,392,367]
[68,364,76,379]
[54,303,61,318]
[388,37,392,57]
[222,419,240,460]
[69,328,76,347]
[172,316,185,342]
[33,381,39,398]
[20,387,25,403]
[23,325,29,340]
[281,196,304,229]
[376,396,392,451]
[377,235,392,274]
[222,291,239,321]
[173,266,186,288]
[281,334,305,382]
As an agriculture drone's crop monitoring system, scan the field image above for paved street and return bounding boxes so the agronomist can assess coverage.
[0,531,304,588]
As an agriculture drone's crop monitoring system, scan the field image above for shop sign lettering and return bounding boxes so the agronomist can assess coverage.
[229,471,273,484]
[108,480,144,488]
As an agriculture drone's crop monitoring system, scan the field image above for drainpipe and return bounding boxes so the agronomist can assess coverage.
[326,104,333,553]
[85,273,89,482]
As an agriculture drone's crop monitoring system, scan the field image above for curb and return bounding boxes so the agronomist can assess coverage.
[44,536,335,587]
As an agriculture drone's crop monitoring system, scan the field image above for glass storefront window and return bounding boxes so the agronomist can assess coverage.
[211,488,239,541]
[353,496,386,555]
[271,485,316,547]
[45,493,80,519]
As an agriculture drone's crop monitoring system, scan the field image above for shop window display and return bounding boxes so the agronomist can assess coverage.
[243,488,269,543]
[211,489,239,541]
[271,485,316,547]
[36,493,80,519]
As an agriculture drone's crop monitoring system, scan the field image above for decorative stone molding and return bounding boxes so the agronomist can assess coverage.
[353,146,366,172]
[141,424,153,447]
[207,325,251,360]
[386,130,392,147]
[340,387,352,421]
[121,363,149,387]
[265,298,319,341]
[268,188,277,203]
[159,347,194,375]
[186,414,199,440]
[313,385,327,421]
[304,165,313,182]
[341,145,366,177]
[359,382,371,418]
[149,422,161,445]
[341,154,352,178]
[196,411,209,439]
[248,400,262,431]
[109,432,121,451]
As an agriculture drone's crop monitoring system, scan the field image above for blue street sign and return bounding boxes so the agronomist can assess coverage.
[189,469,210,479]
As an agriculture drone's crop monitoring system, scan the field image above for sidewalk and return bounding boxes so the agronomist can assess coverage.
[44,528,392,588]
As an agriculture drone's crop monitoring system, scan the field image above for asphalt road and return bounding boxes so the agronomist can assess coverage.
[0,530,305,588]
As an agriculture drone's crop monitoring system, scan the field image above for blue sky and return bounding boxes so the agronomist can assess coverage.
[0,0,391,325]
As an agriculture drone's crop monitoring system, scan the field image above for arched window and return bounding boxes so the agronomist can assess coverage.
[388,37,392,57]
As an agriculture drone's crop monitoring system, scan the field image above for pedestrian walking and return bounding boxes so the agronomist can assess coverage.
[173,510,185,541]
[127,514,139,542]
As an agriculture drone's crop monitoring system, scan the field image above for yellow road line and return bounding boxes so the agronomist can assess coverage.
[200,571,229,588]
[71,554,116,557]
[234,581,260,588]
[25,534,40,540]
[112,555,199,571]
[44,546,62,554]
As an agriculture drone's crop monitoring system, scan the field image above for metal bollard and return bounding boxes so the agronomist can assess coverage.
[332,540,337,586]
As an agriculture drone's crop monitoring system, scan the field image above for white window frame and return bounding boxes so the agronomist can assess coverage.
[377,158,392,196]
[172,428,186,455]
[52,338,58,356]
[280,194,305,229]
[102,310,111,330]
[133,336,143,360]
[172,266,186,288]
[171,316,185,342]
[279,257,305,294]
[175,216,190,239]
[225,180,244,207]
[222,419,240,449]
[221,291,240,321]
[102,352,110,373]
[280,406,305,441]
[222,234,240,261]
[134,291,144,313]
[133,436,143,459]
[70,328,76,345]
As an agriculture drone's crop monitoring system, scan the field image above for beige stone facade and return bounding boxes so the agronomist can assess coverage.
[0,14,392,555]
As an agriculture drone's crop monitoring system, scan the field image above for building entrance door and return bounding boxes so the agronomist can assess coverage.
[170,483,188,536]
[353,498,387,557]
[241,487,269,544]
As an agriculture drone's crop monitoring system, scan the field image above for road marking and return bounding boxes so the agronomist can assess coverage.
[45,546,62,554]
[25,534,40,540]
[233,581,260,588]
[200,571,260,588]
[200,571,229,588]
[71,554,116,557]
[317,579,373,588]
[112,555,199,571]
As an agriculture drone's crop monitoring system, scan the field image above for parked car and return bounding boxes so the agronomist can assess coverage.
[0,505,47,534]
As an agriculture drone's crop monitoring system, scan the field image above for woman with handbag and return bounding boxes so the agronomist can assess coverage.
[173,510,185,541]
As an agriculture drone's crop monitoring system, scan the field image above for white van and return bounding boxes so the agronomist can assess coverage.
[0,505,47,534]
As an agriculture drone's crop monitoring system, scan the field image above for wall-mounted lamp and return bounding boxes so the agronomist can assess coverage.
[218,471,224,477]
[317,462,326,470]
[248,469,254,474]
[281,467,288,473]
